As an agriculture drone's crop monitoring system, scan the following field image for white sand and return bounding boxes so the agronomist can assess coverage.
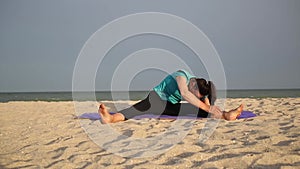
[0,98,300,168]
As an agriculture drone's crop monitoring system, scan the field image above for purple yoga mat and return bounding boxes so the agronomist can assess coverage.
[237,111,256,119]
[77,111,256,120]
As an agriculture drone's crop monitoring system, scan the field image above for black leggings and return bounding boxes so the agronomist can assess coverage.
[120,91,209,119]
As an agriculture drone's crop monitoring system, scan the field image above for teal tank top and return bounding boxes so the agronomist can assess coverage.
[153,70,196,104]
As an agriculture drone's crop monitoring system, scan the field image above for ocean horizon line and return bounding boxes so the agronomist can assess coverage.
[0,89,300,102]
[1,88,300,94]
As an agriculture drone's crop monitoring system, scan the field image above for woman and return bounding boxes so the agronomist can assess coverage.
[99,70,243,123]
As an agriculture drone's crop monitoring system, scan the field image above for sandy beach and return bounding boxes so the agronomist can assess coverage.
[0,98,300,168]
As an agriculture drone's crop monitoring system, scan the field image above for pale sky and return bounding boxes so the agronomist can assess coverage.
[1,0,300,92]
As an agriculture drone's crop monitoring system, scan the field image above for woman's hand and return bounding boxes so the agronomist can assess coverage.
[209,105,223,119]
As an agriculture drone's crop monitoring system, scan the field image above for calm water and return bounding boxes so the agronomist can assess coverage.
[0,89,300,102]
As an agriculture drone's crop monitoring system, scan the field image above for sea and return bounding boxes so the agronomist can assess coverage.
[0,89,300,102]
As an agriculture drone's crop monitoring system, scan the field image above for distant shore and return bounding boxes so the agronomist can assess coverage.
[0,89,300,102]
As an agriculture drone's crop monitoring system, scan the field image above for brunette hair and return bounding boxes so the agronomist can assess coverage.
[195,78,217,105]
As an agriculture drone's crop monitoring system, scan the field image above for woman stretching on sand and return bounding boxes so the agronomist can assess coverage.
[99,70,243,123]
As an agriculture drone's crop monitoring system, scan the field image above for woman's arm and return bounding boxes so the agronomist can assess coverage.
[176,76,210,112]
[204,97,210,106]
[176,76,222,117]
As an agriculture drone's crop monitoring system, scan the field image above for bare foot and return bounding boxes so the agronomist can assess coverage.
[223,104,243,121]
[98,104,113,124]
